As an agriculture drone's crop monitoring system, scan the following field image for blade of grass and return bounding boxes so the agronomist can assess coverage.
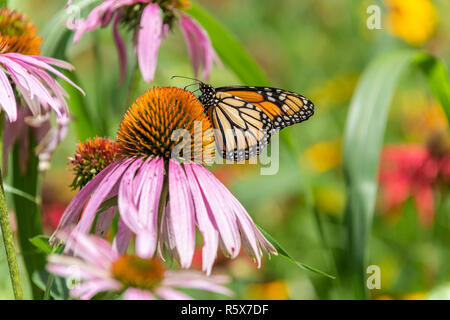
[340,50,418,299]
[258,225,335,279]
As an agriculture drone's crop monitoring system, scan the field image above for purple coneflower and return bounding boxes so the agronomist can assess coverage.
[47,232,232,300]
[67,0,219,82]
[54,87,277,275]
[0,8,84,169]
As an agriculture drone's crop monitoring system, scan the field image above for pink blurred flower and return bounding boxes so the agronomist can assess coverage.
[378,141,450,226]
[47,232,232,300]
[69,0,219,82]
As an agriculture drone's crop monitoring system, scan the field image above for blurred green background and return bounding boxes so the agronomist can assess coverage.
[1,0,449,299]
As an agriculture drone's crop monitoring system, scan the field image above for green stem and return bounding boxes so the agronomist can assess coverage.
[0,113,23,300]
[12,130,46,299]
[127,63,142,106]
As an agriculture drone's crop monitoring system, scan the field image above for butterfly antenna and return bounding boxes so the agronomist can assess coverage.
[171,75,203,83]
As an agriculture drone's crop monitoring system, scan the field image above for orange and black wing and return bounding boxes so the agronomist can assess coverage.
[208,91,273,161]
[217,86,315,130]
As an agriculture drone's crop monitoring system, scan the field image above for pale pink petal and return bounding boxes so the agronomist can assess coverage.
[136,3,163,82]
[71,279,121,300]
[71,158,132,235]
[95,206,117,237]
[168,160,196,268]
[51,159,126,243]
[135,157,164,258]
[5,53,85,95]
[0,66,17,121]
[155,287,193,300]
[179,13,219,79]
[112,218,132,255]
[124,288,155,300]
[163,271,233,296]
[190,164,241,258]
[184,164,218,275]
[113,10,128,84]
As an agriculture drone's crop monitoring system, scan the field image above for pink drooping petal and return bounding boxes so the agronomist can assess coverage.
[73,158,132,236]
[168,160,196,268]
[62,231,119,270]
[2,109,27,171]
[5,53,85,96]
[163,271,233,296]
[136,3,163,82]
[113,9,128,84]
[70,279,121,300]
[157,204,179,262]
[95,206,117,237]
[155,287,193,300]
[0,66,17,121]
[112,218,132,255]
[51,159,127,243]
[124,288,155,300]
[184,163,219,275]
[34,113,69,172]
[0,56,61,117]
[135,157,164,258]
[190,164,241,258]
[179,13,219,79]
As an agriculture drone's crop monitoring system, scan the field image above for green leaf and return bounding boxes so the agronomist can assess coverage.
[32,270,69,300]
[257,225,335,279]
[3,184,40,205]
[29,235,53,255]
[340,50,418,299]
[185,4,269,86]
[415,54,450,121]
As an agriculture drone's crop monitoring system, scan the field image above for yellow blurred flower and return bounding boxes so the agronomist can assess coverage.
[313,185,345,216]
[310,73,359,111]
[397,91,448,142]
[304,139,342,172]
[246,280,290,300]
[385,0,438,45]
[402,292,427,300]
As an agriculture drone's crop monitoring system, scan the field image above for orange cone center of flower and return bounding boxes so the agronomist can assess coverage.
[69,137,122,190]
[117,87,215,162]
[0,8,42,55]
[111,255,165,290]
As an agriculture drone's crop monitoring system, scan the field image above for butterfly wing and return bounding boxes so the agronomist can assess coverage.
[209,91,273,161]
[217,86,315,130]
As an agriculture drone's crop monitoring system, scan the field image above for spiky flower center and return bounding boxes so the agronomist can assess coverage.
[0,8,42,55]
[69,137,121,190]
[117,87,214,162]
[111,255,165,290]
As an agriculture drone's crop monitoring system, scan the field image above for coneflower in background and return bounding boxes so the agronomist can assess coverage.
[67,0,219,82]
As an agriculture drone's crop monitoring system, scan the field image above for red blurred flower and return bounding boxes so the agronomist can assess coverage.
[378,132,450,226]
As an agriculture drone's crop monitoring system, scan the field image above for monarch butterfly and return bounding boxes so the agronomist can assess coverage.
[174,77,315,161]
